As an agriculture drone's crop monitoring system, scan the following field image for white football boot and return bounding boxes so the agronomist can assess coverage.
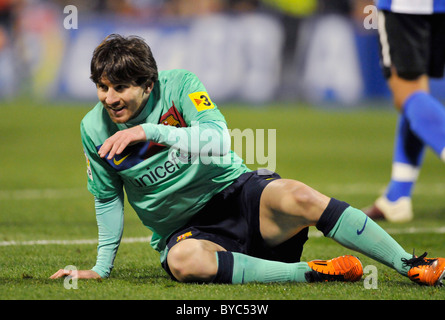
[363,195,413,222]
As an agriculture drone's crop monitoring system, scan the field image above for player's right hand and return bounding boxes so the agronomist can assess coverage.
[98,125,147,160]
[50,269,101,279]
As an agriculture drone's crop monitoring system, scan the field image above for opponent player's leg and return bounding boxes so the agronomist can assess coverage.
[365,74,427,222]
[393,13,445,194]
[366,72,445,221]
[399,88,445,162]
[366,11,445,221]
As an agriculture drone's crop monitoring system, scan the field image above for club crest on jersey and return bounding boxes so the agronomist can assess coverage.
[176,231,192,242]
[162,114,180,127]
[160,102,187,128]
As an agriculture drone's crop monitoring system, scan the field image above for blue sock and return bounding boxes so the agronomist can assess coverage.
[385,114,425,202]
[403,91,445,158]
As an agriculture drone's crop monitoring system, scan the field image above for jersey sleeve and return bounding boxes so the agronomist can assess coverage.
[140,71,230,156]
[81,120,123,200]
[141,120,230,156]
[91,193,124,278]
[177,71,226,125]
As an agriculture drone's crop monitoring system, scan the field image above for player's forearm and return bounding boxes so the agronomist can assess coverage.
[141,120,230,156]
[92,193,124,278]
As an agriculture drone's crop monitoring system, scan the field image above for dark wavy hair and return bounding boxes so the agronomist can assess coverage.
[90,34,158,88]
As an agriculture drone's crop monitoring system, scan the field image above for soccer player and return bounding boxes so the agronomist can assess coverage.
[364,0,445,222]
[50,34,445,286]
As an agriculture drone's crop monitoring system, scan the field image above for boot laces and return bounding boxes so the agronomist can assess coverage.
[401,251,434,268]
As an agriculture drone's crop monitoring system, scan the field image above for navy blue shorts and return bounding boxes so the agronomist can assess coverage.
[161,170,309,279]
[378,10,445,80]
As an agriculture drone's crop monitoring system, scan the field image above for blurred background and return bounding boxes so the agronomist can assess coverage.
[0,0,444,106]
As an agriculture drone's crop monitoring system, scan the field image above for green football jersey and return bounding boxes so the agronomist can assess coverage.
[81,69,251,257]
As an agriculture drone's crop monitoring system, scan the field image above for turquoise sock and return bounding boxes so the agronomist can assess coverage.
[327,206,412,275]
[215,252,311,284]
[231,252,311,284]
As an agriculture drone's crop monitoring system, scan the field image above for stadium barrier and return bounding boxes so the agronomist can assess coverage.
[1,6,444,104]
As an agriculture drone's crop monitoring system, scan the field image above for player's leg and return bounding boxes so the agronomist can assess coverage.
[259,179,413,275]
[396,12,445,163]
[259,179,330,246]
[365,74,428,222]
[366,11,445,221]
[167,236,362,284]
[260,179,445,285]
[400,87,445,161]
[326,203,445,286]
[195,178,408,284]
[367,74,445,221]
[166,238,224,283]
[220,180,363,284]
[389,70,445,171]
[165,178,363,284]
[167,178,444,286]
[164,173,319,284]
[221,180,363,284]
[166,237,319,284]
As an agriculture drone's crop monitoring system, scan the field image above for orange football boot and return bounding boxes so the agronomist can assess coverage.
[403,252,445,286]
[305,255,363,283]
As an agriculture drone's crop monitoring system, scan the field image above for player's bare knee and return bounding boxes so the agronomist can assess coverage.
[167,239,213,282]
[284,181,313,204]
[287,181,327,222]
[167,239,198,282]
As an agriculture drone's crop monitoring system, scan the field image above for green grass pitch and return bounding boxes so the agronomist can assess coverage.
[0,100,444,302]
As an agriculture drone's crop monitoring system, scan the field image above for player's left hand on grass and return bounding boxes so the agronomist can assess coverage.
[98,125,147,160]
[50,269,101,279]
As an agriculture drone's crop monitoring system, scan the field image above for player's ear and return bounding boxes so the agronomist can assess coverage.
[144,81,154,94]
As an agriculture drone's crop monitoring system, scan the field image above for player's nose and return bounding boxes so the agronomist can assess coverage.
[105,88,120,106]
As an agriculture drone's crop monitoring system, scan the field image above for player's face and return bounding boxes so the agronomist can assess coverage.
[97,77,152,123]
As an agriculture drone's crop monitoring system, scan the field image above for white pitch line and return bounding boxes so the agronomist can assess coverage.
[0,236,152,247]
[385,226,445,235]
[321,183,445,196]
[1,227,445,247]
[1,183,444,201]
[308,226,445,238]
[0,188,87,200]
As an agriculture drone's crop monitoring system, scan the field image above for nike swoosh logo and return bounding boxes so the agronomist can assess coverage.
[113,153,131,166]
[357,216,368,235]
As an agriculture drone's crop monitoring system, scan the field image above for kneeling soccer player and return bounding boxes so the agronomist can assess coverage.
[50,34,445,286]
